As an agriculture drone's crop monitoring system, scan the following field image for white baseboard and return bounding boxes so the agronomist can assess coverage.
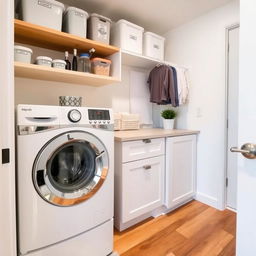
[226,206,237,213]
[195,192,218,209]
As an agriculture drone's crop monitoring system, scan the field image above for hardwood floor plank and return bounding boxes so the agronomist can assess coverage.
[122,230,186,256]
[185,229,233,256]
[176,207,218,238]
[114,201,208,254]
[222,210,237,235]
[114,200,237,256]
[173,207,236,255]
[218,238,236,256]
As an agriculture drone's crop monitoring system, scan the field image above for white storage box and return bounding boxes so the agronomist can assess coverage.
[88,13,111,44]
[52,59,66,69]
[14,45,33,63]
[63,7,89,38]
[143,32,165,60]
[20,0,64,31]
[111,20,144,54]
[36,56,52,67]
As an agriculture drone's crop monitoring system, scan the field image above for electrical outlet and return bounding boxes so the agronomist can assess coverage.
[196,108,203,118]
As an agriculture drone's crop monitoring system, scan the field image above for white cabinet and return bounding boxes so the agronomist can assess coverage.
[122,156,164,223]
[165,135,197,209]
[114,134,197,231]
[114,138,165,231]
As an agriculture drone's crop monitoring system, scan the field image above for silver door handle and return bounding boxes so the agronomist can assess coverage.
[230,143,256,159]
[230,147,250,154]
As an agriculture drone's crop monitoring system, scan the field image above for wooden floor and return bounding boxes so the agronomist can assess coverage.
[114,200,236,256]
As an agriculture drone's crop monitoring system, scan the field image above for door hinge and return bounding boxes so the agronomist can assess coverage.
[227,119,229,129]
[2,148,10,164]
[226,177,228,187]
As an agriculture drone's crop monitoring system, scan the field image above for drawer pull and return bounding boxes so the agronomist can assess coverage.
[142,139,151,144]
[143,165,151,170]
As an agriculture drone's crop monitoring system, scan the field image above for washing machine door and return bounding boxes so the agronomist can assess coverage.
[33,131,109,207]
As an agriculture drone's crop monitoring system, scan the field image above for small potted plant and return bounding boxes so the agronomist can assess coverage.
[161,109,177,130]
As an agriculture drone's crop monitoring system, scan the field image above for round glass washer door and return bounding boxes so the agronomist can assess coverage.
[32,131,109,207]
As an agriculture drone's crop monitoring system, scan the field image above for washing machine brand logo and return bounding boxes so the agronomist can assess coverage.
[21,108,32,111]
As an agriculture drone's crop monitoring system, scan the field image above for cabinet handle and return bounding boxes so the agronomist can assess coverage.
[142,139,151,144]
[143,165,151,170]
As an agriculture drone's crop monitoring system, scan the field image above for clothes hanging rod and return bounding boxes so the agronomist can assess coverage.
[157,61,189,70]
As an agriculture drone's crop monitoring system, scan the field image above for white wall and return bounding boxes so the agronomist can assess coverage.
[15,45,148,113]
[163,0,239,209]
[0,0,17,255]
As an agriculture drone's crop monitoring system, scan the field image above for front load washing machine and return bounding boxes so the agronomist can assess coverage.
[16,104,114,256]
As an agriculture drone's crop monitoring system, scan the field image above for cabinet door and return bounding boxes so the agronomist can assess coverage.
[122,156,164,222]
[165,135,197,209]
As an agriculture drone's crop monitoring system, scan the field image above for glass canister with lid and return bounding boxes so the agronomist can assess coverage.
[79,53,91,73]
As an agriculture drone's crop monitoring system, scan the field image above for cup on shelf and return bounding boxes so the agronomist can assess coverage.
[52,59,66,69]
[14,45,33,64]
[36,56,52,67]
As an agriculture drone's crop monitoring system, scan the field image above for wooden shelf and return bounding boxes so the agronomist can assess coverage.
[122,50,161,69]
[15,62,121,86]
[14,19,119,57]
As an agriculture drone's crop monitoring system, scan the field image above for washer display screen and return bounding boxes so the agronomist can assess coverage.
[88,109,110,120]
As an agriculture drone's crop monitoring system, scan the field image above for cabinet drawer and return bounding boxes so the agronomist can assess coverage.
[122,156,164,222]
[122,138,165,163]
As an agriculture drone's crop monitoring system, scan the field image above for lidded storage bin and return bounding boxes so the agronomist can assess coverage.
[36,56,52,67]
[88,13,111,44]
[143,32,165,60]
[91,58,111,76]
[52,59,66,69]
[19,0,64,31]
[63,7,89,38]
[111,20,144,54]
[14,45,33,63]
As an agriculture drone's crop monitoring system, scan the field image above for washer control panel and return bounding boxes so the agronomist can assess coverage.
[68,109,82,123]
[88,109,111,125]
[17,105,114,129]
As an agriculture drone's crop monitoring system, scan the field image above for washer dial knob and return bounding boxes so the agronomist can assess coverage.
[68,109,81,123]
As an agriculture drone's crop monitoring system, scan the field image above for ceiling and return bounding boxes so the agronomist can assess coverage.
[61,0,234,34]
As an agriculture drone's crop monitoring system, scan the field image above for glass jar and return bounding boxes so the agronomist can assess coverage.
[79,53,91,73]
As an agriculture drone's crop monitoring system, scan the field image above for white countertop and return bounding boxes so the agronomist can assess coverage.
[114,128,200,142]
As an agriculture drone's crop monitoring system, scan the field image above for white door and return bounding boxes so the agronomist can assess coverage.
[0,0,16,256]
[235,1,256,255]
[226,26,239,210]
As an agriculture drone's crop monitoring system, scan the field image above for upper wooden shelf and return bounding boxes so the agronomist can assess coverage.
[14,19,119,57]
[15,62,121,87]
